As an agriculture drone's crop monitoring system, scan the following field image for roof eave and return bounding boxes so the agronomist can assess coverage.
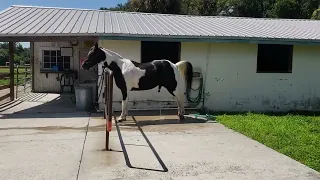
[0,33,319,45]
[100,34,320,46]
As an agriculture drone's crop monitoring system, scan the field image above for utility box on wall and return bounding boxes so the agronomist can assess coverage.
[60,47,73,57]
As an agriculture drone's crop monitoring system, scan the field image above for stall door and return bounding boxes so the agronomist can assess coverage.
[79,49,97,83]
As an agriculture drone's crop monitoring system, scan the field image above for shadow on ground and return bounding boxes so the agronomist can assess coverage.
[0,93,91,119]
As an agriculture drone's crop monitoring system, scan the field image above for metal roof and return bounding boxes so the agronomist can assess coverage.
[0,5,320,43]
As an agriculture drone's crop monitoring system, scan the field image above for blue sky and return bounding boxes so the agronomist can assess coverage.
[0,0,127,11]
[0,0,127,48]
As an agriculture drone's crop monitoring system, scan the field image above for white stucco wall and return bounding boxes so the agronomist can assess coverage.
[34,39,320,112]
[33,42,74,93]
[98,40,320,112]
[33,41,95,93]
[201,43,320,112]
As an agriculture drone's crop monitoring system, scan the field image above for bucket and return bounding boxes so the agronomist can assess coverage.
[75,86,93,110]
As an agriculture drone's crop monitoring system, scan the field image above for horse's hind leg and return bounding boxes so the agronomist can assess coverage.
[176,91,185,121]
[168,88,184,122]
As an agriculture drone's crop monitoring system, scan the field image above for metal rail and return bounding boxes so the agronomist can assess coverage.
[15,65,32,98]
[104,67,113,151]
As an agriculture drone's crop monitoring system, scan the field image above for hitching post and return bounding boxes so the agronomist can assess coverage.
[104,67,113,150]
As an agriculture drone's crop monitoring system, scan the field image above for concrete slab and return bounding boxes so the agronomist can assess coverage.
[78,115,320,180]
[0,113,90,180]
[0,93,79,114]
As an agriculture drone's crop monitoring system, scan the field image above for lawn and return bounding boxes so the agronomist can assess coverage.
[215,112,320,172]
[0,67,30,86]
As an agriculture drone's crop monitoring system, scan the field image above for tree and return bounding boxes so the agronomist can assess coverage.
[298,0,320,19]
[100,2,131,11]
[271,0,301,18]
[216,0,277,18]
[131,0,182,14]
[101,0,320,20]
[0,48,8,66]
[0,42,30,65]
[101,0,182,14]
[311,8,320,19]
[199,0,218,16]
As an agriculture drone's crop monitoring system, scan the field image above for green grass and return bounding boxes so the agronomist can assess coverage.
[215,112,320,172]
[0,67,30,86]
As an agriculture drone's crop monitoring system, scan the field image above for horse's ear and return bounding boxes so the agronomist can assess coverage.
[95,42,99,49]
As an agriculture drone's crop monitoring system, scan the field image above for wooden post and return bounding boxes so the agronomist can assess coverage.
[16,65,19,98]
[9,42,14,101]
[30,42,34,92]
[104,68,114,151]
[24,66,27,93]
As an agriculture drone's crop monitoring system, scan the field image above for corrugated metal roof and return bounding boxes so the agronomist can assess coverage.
[0,5,320,43]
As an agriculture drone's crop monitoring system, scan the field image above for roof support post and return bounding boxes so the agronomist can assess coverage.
[30,42,34,92]
[9,42,14,101]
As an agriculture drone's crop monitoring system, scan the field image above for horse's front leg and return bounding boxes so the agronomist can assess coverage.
[117,88,129,122]
[117,99,128,122]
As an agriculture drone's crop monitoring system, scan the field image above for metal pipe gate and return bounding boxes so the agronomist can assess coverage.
[104,68,113,151]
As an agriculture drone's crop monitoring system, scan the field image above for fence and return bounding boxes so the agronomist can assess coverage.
[104,68,114,151]
[0,73,11,102]
[15,64,32,98]
[0,64,32,103]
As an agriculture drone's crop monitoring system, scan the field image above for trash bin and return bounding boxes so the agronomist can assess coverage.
[75,86,93,110]
[79,80,97,105]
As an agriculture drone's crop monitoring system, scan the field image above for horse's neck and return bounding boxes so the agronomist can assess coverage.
[101,57,124,70]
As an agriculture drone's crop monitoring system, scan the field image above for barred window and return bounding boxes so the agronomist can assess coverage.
[42,50,70,70]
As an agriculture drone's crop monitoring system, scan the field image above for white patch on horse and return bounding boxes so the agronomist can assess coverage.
[121,58,146,89]
[100,48,145,89]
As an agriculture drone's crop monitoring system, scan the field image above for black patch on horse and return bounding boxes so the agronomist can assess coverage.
[131,60,177,96]
[108,61,127,101]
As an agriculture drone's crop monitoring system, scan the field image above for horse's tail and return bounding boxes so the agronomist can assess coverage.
[176,61,193,94]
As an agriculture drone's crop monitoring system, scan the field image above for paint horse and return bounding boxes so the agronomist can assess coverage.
[82,43,193,122]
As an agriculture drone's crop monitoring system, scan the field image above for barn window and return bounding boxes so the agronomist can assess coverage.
[42,50,71,70]
[256,44,293,73]
[141,41,181,63]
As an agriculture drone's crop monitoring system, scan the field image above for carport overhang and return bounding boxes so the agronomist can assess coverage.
[0,35,99,101]
[0,35,99,42]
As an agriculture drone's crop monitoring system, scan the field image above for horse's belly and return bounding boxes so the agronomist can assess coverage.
[131,75,159,91]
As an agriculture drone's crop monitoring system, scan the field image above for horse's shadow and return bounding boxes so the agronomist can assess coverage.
[113,114,215,172]
[115,115,169,172]
[117,116,215,127]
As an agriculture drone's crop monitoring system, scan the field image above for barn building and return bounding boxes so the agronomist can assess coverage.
[0,5,320,112]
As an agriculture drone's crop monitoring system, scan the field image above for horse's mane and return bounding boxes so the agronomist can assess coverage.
[101,47,123,59]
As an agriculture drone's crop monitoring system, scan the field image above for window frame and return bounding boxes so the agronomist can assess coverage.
[41,50,71,71]
[140,41,181,64]
[256,44,293,73]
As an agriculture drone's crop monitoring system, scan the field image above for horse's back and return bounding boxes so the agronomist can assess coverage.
[131,60,178,92]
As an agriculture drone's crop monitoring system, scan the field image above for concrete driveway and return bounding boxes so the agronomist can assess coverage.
[0,110,319,180]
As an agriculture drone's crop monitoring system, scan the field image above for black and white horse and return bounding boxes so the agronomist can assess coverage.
[82,43,193,122]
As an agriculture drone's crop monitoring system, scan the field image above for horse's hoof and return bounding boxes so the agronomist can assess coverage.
[117,117,126,122]
[178,115,185,122]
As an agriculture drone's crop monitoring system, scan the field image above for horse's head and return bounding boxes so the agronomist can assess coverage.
[82,43,124,70]
[81,42,106,70]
